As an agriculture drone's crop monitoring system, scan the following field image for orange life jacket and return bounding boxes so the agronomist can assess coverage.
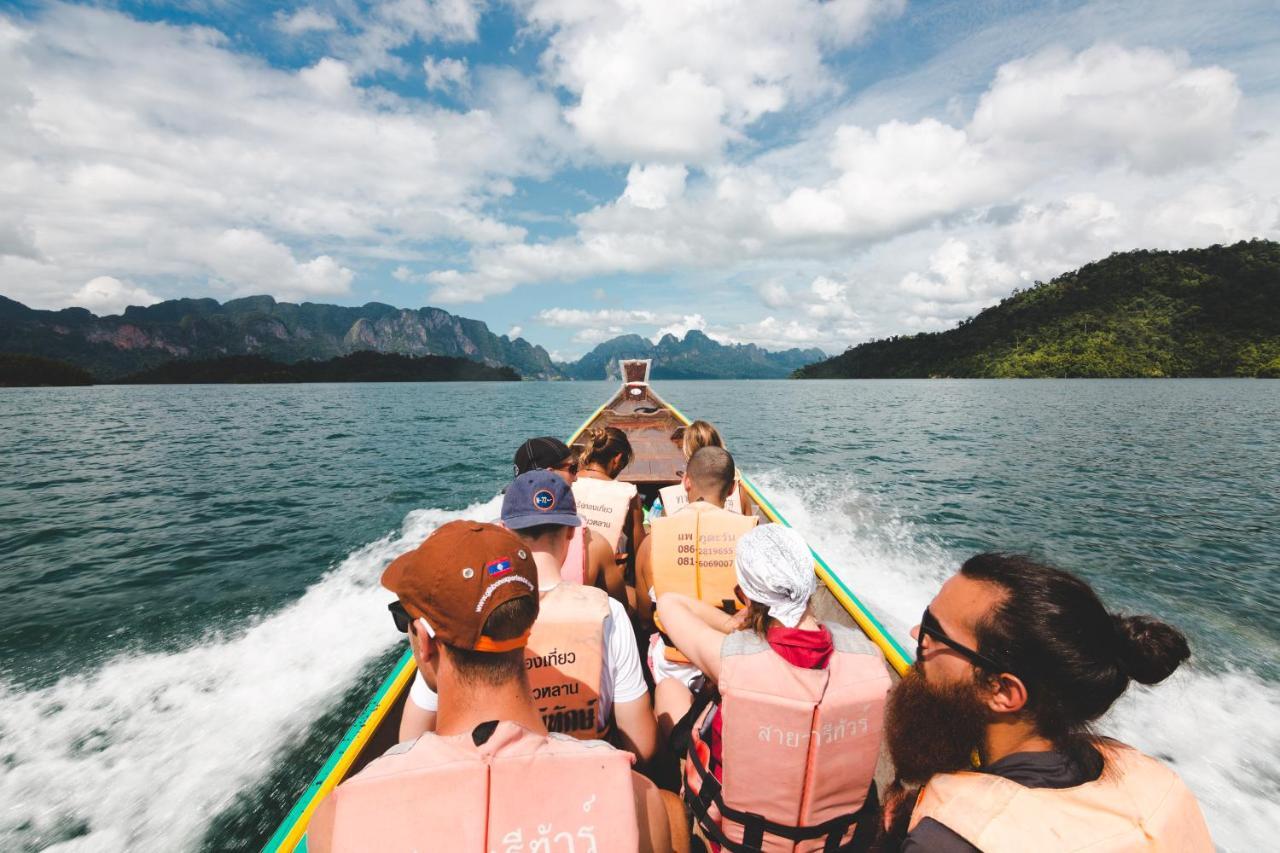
[908,741,1214,852]
[659,480,744,516]
[525,583,610,740]
[651,501,758,662]
[306,721,639,852]
[683,623,890,852]
[572,476,637,558]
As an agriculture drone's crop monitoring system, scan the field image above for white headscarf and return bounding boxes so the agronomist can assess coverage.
[734,524,815,628]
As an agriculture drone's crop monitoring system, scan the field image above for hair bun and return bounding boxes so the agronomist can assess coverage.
[1112,614,1190,685]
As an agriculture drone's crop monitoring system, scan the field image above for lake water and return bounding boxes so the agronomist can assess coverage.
[1,379,1276,850]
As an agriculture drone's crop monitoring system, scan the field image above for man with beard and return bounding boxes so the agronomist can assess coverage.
[883,553,1212,852]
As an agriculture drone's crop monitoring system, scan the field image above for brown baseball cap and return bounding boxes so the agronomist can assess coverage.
[381,520,539,652]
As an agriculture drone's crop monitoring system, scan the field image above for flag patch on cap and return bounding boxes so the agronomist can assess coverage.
[486,557,513,577]
[533,489,556,511]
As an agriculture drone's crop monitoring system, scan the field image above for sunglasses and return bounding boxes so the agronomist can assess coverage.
[554,460,580,475]
[388,600,412,633]
[916,606,1014,676]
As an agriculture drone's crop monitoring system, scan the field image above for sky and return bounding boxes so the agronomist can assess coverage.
[1,1,1277,361]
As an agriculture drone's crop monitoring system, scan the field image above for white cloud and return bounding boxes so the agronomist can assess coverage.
[275,8,339,35]
[0,5,562,308]
[70,276,160,316]
[423,56,468,93]
[520,0,904,163]
[623,164,688,210]
[652,313,710,343]
[505,324,522,339]
[196,229,355,300]
[538,307,668,327]
[971,44,1240,173]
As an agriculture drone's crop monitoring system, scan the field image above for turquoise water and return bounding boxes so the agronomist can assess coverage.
[1,380,1277,850]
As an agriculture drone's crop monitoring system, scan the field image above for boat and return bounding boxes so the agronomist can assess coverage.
[263,360,912,852]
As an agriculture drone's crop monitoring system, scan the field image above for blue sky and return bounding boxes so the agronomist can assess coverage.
[1,1,1277,360]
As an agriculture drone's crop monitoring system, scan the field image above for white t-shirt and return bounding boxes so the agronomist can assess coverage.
[409,593,647,731]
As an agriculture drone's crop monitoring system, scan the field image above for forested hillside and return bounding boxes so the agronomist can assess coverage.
[797,240,1280,378]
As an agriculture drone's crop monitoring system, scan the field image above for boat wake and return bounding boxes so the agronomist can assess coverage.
[0,497,500,853]
[2,477,1274,851]
[753,470,1280,852]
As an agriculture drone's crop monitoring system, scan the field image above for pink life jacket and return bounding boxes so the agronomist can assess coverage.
[572,476,637,559]
[684,622,890,852]
[908,741,1214,852]
[306,721,639,852]
[561,523,587,585]
[525,583,610,739]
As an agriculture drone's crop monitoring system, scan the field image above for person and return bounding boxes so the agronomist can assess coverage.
[513,436,627,606]
[636,447,758,693]
[401,472,659,766]
[572,426,645,568]
[653,420,746,518]
[656,524,891,852]
[885,552,1213,852]
[307,520,674,852]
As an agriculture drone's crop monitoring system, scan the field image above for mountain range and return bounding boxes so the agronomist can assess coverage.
[0,293,823,380]
[797,239,1280,378]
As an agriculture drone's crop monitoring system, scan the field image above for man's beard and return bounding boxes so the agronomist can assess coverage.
[885,666,990,785]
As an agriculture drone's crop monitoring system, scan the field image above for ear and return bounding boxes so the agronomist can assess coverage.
[409,619,439,672]
[984,672,1030,715]
[682,470,693,491]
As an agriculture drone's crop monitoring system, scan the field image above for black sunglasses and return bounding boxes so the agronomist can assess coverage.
[388,600,412,633]
[554,460,580,475]
[916,607,1015,676]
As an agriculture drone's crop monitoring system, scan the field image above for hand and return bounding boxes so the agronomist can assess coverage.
[724,607,750,633]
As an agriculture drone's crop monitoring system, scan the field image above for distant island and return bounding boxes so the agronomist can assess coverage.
[561,330,823,380]
[117,351,519,384]
[0,351,517,387]
[797,239,1280,379]
[0,293,818,381]
[0,353,95,387]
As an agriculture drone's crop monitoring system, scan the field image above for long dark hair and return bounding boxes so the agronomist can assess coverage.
[960,553,1189,748]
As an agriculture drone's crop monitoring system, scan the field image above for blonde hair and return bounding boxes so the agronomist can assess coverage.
[682,420,724,460]
[577,426,634,473]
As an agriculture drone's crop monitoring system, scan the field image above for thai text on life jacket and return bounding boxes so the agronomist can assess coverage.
[685,623,890,853]
[525,583,610,739]
[571,477,636,559]
[306,721,639,852]
[651,502,758,663]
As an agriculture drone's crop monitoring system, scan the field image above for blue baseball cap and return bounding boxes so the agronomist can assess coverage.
[501,470,582,530]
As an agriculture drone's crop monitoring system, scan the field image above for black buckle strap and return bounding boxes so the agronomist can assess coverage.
[683,729,877,852]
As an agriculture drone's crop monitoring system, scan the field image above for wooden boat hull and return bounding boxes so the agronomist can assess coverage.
[263,361,911,852]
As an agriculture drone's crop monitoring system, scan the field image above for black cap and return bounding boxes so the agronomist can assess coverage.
[513,436,572,476]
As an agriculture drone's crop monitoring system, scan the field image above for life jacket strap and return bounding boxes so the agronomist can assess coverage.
[683,719,879,852]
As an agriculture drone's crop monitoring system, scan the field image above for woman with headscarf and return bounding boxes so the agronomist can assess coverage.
[656,525,892,852]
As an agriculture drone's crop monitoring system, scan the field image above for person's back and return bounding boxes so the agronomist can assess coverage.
[572,426,643,562]
[307,520,672,852]
[659,525,890,852]
[640,447,757,633]
[887,552,1212,853]
[656,420,744,517]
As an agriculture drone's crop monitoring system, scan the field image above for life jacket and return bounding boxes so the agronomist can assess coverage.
[683,623,890,852]
[659,480,744,516]
[908,741,1214,852]
[306,720,640,852]
[572,476,637,559]
[526,583,610,740]
[562,524,588,585]
[651,501,757,663]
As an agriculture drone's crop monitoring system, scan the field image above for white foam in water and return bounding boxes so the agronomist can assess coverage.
[752,471,1280,851]
[0,497,501,852]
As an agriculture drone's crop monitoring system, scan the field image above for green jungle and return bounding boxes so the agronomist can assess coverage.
[798,239,1280,378]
